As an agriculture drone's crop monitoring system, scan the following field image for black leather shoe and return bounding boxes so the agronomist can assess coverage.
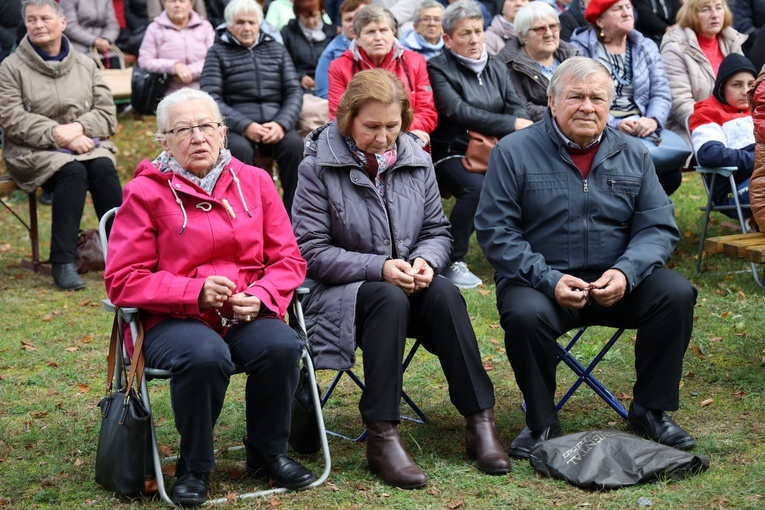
[507,417,562,460]
[627,403,696,450]
[52,263,85,291]
[39,189,53,206]
[172,471,209,506]
[245,438,315,490]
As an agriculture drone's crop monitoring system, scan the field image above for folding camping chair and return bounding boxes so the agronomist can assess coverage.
[98,207,331,506]
[318,339,428,441]
[523,327,629,420]
[684,118,760,285]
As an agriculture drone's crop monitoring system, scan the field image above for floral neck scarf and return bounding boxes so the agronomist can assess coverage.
[344,136,397,200]
[155,148,233,195]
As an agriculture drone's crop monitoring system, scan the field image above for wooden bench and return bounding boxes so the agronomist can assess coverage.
[703,233,765,287]
[0,176,48,274]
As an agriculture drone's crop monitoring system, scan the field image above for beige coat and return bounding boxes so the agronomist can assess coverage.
[0,36,117,193]
[660,26,746,136]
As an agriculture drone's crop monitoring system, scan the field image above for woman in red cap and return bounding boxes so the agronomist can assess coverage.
[570,0,681,195]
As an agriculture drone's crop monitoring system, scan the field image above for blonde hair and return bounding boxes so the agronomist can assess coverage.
[676,0,732,33]
[336,69,414,137]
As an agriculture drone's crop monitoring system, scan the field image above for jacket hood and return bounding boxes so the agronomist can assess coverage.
[16,35,76,78]
[489,14,515,39]
[304,120,431,169]
[713,53,757,104]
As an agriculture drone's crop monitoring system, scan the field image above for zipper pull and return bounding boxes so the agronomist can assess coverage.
[608,179,616,190]
[583,178,589,193]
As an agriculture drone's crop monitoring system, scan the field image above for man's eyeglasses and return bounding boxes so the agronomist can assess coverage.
[165,122,222,138]
[528,23,560,35]
[418,16,442,24]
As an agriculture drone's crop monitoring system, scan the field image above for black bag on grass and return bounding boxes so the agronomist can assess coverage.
[529,430,710,490]
[131,67,168,115]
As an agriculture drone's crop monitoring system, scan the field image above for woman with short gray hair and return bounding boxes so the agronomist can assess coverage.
[498,2,579,121]
[401,0,445,60]
[328,4,438,145]
[427,0,531,289]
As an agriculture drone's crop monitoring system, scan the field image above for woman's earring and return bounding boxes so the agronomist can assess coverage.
[599,29,605,38]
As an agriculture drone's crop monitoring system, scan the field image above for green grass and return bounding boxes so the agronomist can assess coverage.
[1,116,764,509]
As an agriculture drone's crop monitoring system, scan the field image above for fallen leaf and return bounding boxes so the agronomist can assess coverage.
[48,361,59,367]
[42,314,53,322]
[326,482,340,492]
[450,501,465,509]
[65,347,78,352]
[732,391,745,398]
[488,324,500,329]
[737,291,746,299]
[483,364,494,371]
[427,489,438,495]
[74,458,84,467]
[721,311,731,318]
[78,299,92,307]
[21,341,36,351]
[77,384,90,393]
[489,339,499,344]
[82,334,94,343]
[31,412,47,418]
[700,398,714,407]
[478,289,491,296]
[692,345,705,358]
[710,337,723,343]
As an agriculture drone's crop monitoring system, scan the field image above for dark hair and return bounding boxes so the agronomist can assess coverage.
[339,0,370,16]
[294,0,325,17]
[336,69,414,136]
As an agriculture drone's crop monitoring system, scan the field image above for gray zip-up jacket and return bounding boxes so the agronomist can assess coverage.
[475,110,679,300]
[292,121,452,370]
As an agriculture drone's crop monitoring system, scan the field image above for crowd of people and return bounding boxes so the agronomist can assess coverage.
[3,0,765,505]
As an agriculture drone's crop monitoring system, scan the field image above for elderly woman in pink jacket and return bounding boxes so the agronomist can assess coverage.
[138,0,215,94]
[105,87,314,505]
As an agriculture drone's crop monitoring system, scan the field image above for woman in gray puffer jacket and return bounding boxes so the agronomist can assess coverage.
[292,69,509,491]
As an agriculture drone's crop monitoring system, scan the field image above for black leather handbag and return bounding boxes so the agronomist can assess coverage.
[95,316,156,498]
[289,364,322,454]
[130,66,168,115]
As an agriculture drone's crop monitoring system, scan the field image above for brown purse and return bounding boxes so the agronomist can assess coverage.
[76,229,105,274]
[461,131,499,173]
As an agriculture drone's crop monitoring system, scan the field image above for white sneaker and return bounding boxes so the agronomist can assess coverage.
[442,261,482,289]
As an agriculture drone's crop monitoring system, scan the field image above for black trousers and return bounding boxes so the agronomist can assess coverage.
[42,158,122,264]
[434,157,484,262]
[355,276,495,423]
[227,130,302,216]
[143,317,303,474]
[496,268,696,431]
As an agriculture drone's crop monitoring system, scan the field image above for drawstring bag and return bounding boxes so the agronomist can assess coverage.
[529,430,710,490]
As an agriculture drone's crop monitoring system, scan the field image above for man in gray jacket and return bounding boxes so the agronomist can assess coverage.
[475,57,697,459]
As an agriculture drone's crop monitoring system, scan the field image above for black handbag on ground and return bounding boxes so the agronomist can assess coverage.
[75,228,104,274]
[288,318,321,454]
[130,66,168,115]
[95,315,156,498]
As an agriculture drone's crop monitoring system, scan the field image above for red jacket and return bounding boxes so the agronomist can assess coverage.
[327,39,438,134]
[104,156,306,335]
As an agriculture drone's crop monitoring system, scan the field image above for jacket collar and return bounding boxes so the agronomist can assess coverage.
[17,35,75,77]
[305,121,431,170]
[542,109,625,166]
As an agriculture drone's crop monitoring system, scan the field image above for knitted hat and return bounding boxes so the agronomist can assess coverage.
[712,53,757,105]
[584,0,620,24]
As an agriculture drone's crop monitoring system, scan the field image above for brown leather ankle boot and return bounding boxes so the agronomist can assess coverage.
[366,421,427,489]
[465,408,512,474]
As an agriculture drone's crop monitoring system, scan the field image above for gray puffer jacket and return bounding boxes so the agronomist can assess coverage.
[292,121,452,370]
[475,110,679,299]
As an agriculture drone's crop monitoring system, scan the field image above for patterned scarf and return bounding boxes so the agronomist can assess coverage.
[344,136,397,199]
[155,148,233,195]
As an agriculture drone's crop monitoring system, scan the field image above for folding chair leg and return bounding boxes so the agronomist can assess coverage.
[555,329,629,420]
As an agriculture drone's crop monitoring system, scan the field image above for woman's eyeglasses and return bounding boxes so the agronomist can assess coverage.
[528,23,560,35]
[165,122,222,138]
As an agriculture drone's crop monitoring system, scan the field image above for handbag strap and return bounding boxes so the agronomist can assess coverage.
[89,44,127,69]
[104,312,146,396]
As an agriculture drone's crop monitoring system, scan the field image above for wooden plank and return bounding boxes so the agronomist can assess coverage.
[704,233,761,255]
[745,245,765,264]
[722,234,765,258]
